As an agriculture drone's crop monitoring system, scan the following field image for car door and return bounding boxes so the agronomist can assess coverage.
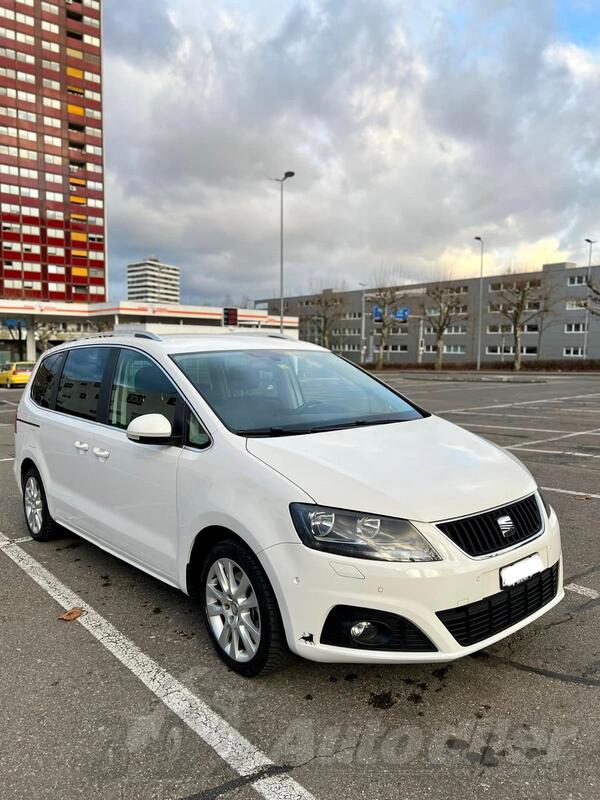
[82,347,182,582]
[38,345,114,532]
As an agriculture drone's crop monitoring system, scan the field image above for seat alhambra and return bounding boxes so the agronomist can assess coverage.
[14,331,563,676]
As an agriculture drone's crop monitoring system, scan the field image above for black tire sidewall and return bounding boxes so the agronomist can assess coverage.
[200,540,279,677]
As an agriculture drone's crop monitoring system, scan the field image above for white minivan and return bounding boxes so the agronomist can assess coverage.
[15,332,563,676]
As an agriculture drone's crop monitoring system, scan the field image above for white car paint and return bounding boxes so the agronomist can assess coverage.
[14,333,563,666]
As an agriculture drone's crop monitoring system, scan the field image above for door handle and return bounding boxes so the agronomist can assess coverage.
[74,441,89,452]
[92,447,110,460]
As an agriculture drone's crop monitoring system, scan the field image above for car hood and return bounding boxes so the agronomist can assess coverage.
[246,415,536,522]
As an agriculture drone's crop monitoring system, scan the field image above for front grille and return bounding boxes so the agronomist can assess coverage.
[320,605,437,652]
[437,494,542,557]
[437,561,559,647]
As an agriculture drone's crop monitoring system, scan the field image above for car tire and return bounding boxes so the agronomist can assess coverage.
[201,538,289,677]
[22,466,58,542]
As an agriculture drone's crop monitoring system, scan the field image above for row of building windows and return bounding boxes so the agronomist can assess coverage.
[2,261,104,276]
[2,279,104,293]
[1,145,103,174]
[0,104,102,129]
[0,183,104,206]
[1,201,103,226]
[2,220,104,241]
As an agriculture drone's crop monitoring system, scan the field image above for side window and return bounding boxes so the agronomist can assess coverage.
[187,411,211,449]
[109,349,178,429]
[56,347,109,420]
[30,352,63,408]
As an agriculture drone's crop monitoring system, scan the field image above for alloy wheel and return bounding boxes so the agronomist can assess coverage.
[205,557,261,662]
[24,476,44,535]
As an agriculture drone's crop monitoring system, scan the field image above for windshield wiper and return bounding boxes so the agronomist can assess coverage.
[305,417,408,433]
[237,417,410,437]
[235,426,308,437]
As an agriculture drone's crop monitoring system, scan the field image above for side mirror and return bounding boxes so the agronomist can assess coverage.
[126,413,173,444]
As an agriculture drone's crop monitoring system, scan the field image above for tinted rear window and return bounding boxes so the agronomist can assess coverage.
[56,347,110,421]
[31,354,63,408]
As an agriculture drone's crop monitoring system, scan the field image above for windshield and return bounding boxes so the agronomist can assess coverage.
[172,349,424,436]
[16,362,35,372]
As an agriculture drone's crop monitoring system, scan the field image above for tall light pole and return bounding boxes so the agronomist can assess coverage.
[474,236,484,370]
[583,238,595,359]
[359,282,367,363]
[272,171,295,333]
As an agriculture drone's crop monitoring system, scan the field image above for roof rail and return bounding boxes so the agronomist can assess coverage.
[82,329,164,341]
[231,331,296,341]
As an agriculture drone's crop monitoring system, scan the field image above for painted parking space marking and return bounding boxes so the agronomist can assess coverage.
[437,392,600,415]
[462,423,569,435]
[541,486,600,500]
[0,531,315,800]
[0,456,15,461]
[509,427,600,450]
[565,583,600,600]
[509,447,600,459]
[0,535,33,548]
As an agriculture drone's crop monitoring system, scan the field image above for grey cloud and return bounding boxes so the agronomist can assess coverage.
[103,0,600,305]
[103,0,181,63]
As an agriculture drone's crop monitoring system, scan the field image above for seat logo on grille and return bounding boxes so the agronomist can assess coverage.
[496,514,516,537]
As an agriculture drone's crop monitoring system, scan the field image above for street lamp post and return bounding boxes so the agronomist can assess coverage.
[474,236,484,370]
[272,171,295,334]
[583,238,596,360]
[359,282,367,363]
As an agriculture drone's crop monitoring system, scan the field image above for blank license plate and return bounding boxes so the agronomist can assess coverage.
[500,553,544,589]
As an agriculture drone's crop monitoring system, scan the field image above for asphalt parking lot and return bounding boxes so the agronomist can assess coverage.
[1,373,599,800]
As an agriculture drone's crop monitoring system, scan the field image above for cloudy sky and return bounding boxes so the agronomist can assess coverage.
[102,0,600,305]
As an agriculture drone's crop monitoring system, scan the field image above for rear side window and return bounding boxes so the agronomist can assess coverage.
[108,349,178,429]
[56,347,110,421]
[31,353,63,408]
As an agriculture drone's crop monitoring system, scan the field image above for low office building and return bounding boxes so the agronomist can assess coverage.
[257,261,600,365]
[0,298,298,362]
[127,257,181,304]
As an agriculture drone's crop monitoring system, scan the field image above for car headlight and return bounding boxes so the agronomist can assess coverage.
[538,489,552,518]
[290,503,441,562]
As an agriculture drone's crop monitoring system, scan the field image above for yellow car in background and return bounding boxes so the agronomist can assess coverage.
[0,361,36,388]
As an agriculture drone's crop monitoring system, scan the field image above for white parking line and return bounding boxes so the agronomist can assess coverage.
[510,427,600,449]
[510,447,600,459]
[565,583,600,600]
[541,486,600,500]
[446,411,570,420]
[464,423,568,434]
[437,392,600,415]
[0,531,314,800]
[0,535,33,547]
[0,457,15,462]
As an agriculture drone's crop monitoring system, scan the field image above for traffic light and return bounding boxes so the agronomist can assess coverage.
[223,307,238,327]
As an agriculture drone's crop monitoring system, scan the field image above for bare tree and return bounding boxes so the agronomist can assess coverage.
[367,268,407,370]
[535,279,565,360]
[495,277,552,371]
[33,320,60,353]
[4,320,26,360]
[421,286,464,370]
[310,289,345,349]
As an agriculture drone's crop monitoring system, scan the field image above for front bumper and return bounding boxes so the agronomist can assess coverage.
[258,507,563,663]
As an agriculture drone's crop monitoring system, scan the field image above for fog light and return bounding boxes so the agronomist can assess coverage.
[350,620,377,642]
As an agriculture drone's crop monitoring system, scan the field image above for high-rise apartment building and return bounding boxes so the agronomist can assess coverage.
[0,0,105,303]
[127,257,181,304]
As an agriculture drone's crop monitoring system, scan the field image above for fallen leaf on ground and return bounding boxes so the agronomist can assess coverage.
[58,607,85,621]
